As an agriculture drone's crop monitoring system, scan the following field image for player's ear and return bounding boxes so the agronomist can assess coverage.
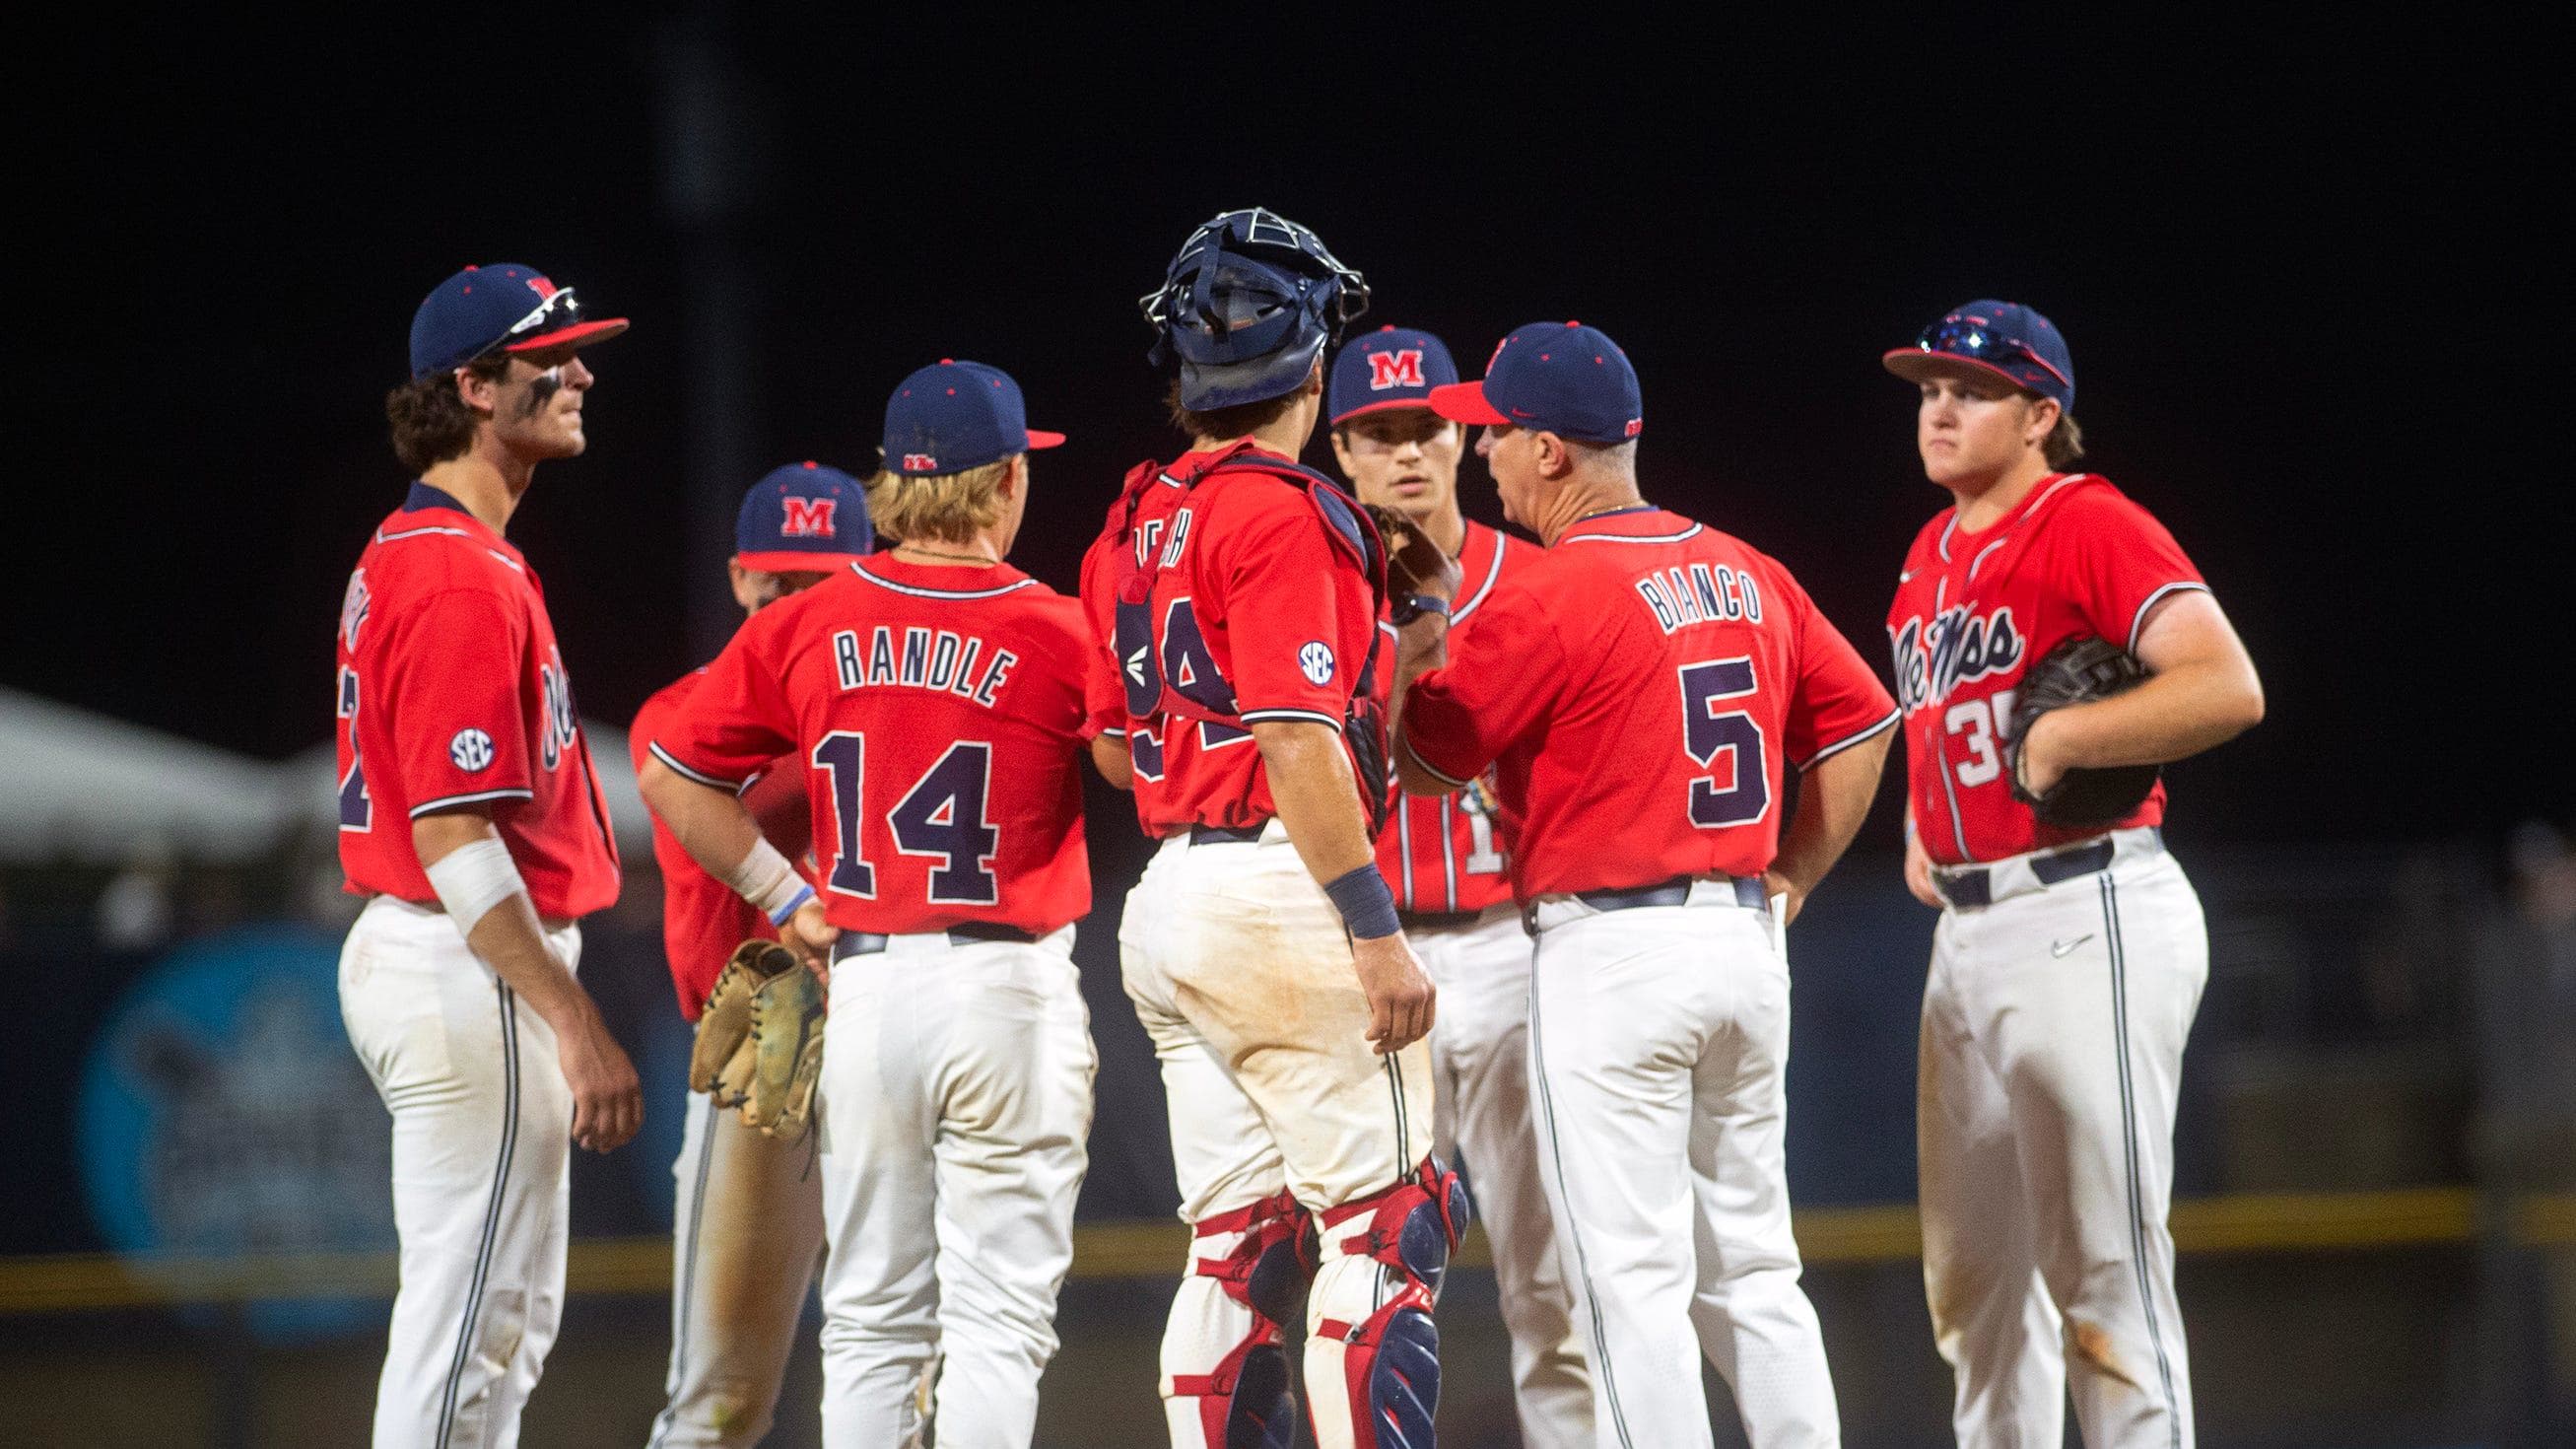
[1535,429,1572,478]
[1000,454,1026,497]
[451,365,503,419]
[1327,426,1357,475]
[2021,394,2061,449]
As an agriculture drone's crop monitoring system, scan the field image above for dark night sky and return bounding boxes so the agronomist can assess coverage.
[11,14,2564,847]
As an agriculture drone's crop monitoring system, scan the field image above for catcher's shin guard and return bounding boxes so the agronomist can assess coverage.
[1166,1190,1313,1448]
[1309,1160,1471,1449]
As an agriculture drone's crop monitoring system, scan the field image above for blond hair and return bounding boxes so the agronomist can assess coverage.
[865,457,1014,545]
[2043,411,2086,468]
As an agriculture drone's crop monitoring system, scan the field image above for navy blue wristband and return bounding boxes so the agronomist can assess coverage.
[1322,865,1402,940]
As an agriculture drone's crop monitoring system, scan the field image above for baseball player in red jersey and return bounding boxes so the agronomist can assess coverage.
[1881,302,2263,1449]
[631,460,871,1448]
[335,263,640,1446]
[1325,325,1593,1448]
[1081,209,1459,1449]
[640,361,1096,1448]
[1397,322,1900,1449]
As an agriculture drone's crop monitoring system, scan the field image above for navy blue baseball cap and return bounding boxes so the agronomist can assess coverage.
[1429,321,1643,445]
[1882,300,2074,410]
[1328,326,1459,425]
[407,263,629,380]
[734,461,873,574]
[881,360,1065,476]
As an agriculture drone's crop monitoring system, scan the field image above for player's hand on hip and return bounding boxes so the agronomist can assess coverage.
[1903,825,1945,910]
[554,1001,644,1153]
[782,898,839,979]
[1351,932,1436,1055]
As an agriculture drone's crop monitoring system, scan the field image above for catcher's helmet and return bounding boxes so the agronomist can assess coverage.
[1142,207,1371,412]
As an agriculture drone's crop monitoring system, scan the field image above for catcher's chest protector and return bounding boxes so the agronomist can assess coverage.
[1109,444,1397,829]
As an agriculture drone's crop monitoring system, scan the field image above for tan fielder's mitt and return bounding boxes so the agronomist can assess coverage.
[691,939,826,1142]
[1364,504,1461,623]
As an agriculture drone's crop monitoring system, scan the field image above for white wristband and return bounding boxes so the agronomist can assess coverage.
[424,836,528,936]
[725,837,813,926]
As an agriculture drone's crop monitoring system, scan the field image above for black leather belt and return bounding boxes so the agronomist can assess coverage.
[1935,838,2120,910]
[1572,875,1768,914]
[1187,823,1268,846]
[1399,908,1487,932]
[833,922,1041,961]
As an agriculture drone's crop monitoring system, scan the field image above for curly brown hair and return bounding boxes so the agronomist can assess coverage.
[384,357,510,474]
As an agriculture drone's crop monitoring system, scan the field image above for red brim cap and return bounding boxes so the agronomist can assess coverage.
[733,550,868,575]
[1025,429,1067,450]
[507,317,632,355]
[1426,380,1510,427]
[1329,397,1447,426]
[1880,347,2027,394]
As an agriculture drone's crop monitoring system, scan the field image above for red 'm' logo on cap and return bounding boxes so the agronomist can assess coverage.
[1367,349,1425,391]
[524,274,559,301]
[780,497,838,538]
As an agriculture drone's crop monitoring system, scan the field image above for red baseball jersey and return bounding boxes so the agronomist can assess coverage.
[334,483,621,919]
[650,556,1092,936]
[1887,472,2207,865]
[1379,519,1528,915]
[1404,507,1897,900]
[1080,443,1385,837]
[631,669,814,1020]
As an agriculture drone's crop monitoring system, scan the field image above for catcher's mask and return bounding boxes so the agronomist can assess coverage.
[1142,207,1371,413]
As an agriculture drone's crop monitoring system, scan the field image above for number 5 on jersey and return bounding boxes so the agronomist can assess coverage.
[811,732,1001,905]
[1681,657,1770,827]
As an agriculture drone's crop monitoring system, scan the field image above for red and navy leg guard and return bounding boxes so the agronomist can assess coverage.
[1315,1160,1471,1448]
[1173,1190,1314,1449]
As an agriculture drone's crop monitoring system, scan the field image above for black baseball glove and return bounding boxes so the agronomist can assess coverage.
[2005,636,2159,827]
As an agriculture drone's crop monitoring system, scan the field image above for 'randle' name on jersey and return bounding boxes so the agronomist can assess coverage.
[832,624,1019,708]
[1890,604,2026,715]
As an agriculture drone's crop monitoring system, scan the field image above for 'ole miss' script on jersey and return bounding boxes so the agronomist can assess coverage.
[1888,472,2207,865]
[631,670,813,1020]
[1081,442,1388,836]
[1381,518,1527,915]
[335,483,621,918]
[1404,507,1897,900]
[650,556,1092,937]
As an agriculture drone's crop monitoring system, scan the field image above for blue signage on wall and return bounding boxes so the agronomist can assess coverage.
[75,924,396,1340]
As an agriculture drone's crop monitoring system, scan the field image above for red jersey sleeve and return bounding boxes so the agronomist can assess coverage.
[1775,568,1900,769]
[1078,533,1127,739]
[1218,486,1372,728]
[650,614,800,789]
[2056,487,2208,653]
[1401,580,1569,788]
[390,587,535,816]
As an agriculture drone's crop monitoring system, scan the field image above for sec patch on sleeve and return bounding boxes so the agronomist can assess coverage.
[449,727,496,772]
[1298,641,1334,685]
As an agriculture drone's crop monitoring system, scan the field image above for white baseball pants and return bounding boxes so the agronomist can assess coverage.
[1526,885,1842,1449]
[1919,833,2205,1449]
[337,894,580,1449]
[1417,906,1593,1449]
[814,927,1095,1449]
[1119,825,1438,1449]
[646,1089,828,1447]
